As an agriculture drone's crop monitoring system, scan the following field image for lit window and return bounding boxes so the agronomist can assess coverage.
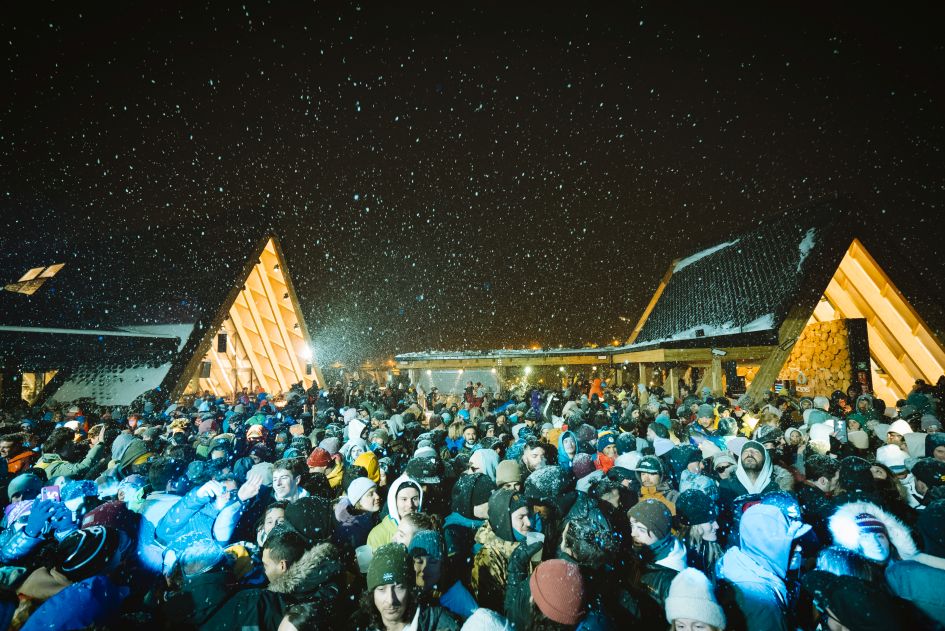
[4,263,65,295]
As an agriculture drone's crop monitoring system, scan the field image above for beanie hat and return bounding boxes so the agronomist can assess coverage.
[616,432,636,455]
[407,530,444,562]
[529,560,585,625]
[665,568,726,629]
[876,444,907,473]
[650,422,670,439]
[306,447,332,468]
[911,458,945,489]
[847,430,869,450]
[284,496,337,546]
[597,433,617,451]
[367,543,413,591]
[346,477,377,508]
[802,570,899,631]
[921,414,941,432]
[696,404,714,420]
[54,526,123,582]
[635,455,664,476]
[571,453,597,480]
[838,456,875,493]
[628,499,673,540]
[675,489,717,527]
[7,473,43,501]
[888,419,913,437]
[575,424,597,445]
[318,437,341,455]
[451,473,496,519]
[496,460,523,487]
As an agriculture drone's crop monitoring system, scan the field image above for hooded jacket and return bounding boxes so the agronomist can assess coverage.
[366,473,423,550]
[557,431,579,474]
[468,449,499,482]
[719,441,778,505]
[37,442,105,480]
[6,450,38,475]
[716,505,808,631]
[471,489,523,612]
[156,486,244,559]
[200,542,342,631]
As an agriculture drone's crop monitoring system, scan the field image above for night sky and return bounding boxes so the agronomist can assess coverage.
[3,4,944,365]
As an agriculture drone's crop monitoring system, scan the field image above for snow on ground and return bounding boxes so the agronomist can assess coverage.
[673,239,741,273]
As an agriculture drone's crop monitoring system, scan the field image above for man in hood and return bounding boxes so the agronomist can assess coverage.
[367,473,423,550]
[716,504,811,631]
[719,440,779,506]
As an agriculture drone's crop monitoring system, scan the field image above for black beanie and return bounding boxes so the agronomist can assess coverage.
[450,473,495,519]
[54,526,122,582]
[675,489,718,527]
[284,496,337,546]
[838,456,875,493]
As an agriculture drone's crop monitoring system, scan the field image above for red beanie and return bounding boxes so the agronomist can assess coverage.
[529,560,585,625]
[307,447,332,468]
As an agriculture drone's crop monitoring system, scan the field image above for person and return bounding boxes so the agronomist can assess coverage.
[674,489,722,578]
[334,476,382,549]
[718,440,779,507]
[495,460,523,492]
[272,458,310,502]
[635,455,679,513]
[795,454,840,542]
[802,570,904,631]
[664,568,727,631]
[716,504,811,631]
[1,433,37,474]
[354,543,458,630]
[471,488,533,612]
[629,499,687,608]
[35,428,106,479]
[194,525,343,630]
[367,474,423,549]
[594,433,618,473]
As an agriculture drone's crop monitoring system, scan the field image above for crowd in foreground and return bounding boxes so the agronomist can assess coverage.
[1,375,945,631]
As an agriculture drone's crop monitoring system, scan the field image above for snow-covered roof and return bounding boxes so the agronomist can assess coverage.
[632,201,848,347]
[396,346,610,361]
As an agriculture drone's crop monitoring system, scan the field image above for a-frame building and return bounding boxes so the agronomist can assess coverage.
[618,200,945,404]
[0,224,322,407]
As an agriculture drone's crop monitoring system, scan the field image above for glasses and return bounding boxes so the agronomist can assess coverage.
[715,465,733,473]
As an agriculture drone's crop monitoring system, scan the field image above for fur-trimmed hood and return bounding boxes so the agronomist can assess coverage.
[267,542,341,596]
[829,500,917,559]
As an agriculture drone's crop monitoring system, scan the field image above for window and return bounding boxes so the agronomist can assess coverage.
[4,263,65,295]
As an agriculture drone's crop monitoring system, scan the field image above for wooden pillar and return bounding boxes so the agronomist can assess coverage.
[710,355,723,396]
[667,367,678,401]
[638,364,649,406]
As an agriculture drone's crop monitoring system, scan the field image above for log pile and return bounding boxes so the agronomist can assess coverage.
[778,320,852,395]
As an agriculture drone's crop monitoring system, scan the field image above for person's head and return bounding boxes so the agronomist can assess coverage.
[261,502,287,537]
[628,499,672,547]
[408,530,444,590]
[367,544,417,628]
[348,477,382,513]
[712,454,736,479]
[636,456,664,489]
[488,488,531,542]
[393,512,434,547]
[262,527,307,584]
[0,433,25,459]
[806,454,841,495]
[305,447,332,473]
[676,489,719,543]
[562,434,577,456]
[395,481,421,519]
[272,458,304,500]
[149,456,186,493]
[740,441,766,473]
[521,440,546,472]
[665,568,726,631]
[598,434,617,458]
[462,426,478,446]
[496,460,523,492]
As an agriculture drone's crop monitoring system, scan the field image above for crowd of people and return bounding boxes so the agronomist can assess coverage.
[1,374,945,630]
